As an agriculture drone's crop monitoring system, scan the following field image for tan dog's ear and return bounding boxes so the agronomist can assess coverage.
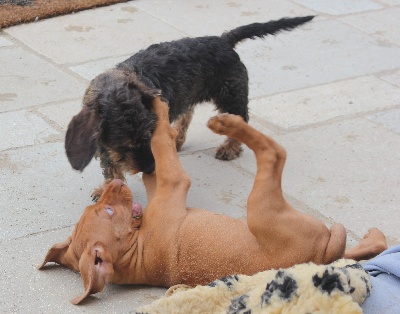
[70,245,114,305]
[37,237,72,270]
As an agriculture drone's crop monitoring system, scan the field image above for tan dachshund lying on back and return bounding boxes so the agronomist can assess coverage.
[39,96,387,304]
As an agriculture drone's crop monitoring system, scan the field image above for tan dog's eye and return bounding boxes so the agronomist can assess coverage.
[106,207,114,216]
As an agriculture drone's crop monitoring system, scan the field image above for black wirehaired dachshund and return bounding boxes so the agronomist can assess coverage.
[65,16,314,199]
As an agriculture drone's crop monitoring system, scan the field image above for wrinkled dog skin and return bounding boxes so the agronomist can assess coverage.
[40,97,387,304]
[65,16,315,200]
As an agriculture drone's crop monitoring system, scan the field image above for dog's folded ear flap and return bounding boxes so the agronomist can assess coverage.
[125,73,162,109]
[65,107,99,171]
[139,88,163,113]
[71,245,114,305]
[37,237,73,270]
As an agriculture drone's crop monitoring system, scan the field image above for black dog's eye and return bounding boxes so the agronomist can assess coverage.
[143,131,152,141]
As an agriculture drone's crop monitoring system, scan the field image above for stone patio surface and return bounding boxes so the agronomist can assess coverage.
[0,0,399,312]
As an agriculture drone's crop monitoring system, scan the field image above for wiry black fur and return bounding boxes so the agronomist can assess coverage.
[65,16,314,187]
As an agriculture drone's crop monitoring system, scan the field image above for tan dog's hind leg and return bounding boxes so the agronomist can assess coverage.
[344,228,388,260]
[210,115,385,262]
[208,114,288,239]
[208,113,290,234]
[208,114,348,263]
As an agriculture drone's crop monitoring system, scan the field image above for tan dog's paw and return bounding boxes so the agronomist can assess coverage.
[152,96,169,119]
[165,284,192,297]
[208,113,245,137]
[360,228,388,255]
[344,228,388,260]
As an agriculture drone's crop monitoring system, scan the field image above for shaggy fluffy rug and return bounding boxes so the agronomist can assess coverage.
[136,259,371,314]
[0,0,132,29]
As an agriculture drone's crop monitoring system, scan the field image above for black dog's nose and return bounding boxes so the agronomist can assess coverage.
[142,163,155,174]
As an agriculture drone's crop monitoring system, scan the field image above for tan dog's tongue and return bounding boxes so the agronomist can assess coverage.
[132,202,142,218]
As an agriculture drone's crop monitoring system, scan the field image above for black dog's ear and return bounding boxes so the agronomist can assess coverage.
[65,107,99,171]
[125,73,162,110]
[140,89,163,110]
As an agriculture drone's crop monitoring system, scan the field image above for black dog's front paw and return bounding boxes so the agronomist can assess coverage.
[91,183,107,202]
[91,190,102,202]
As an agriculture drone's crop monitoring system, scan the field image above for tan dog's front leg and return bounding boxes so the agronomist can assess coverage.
[142,173,157,202]
[146,97,191,213]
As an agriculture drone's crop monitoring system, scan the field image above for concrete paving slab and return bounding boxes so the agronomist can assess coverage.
[133,0,314,37]
[156,103,279,155]
[5,3,187,64]
[180,151,252,219]
[202,139,362,250]
[380,69,400,87]
[235,19,400,98]
[0,110,60,151]
[177,104,227,154]
[36,100,83,131]
[379,0,400,5]
[292,0,382,15]
[0,142,102,240]
[231,118,400,244]
[0,47,84,113]
[181,105,281,155]
[69,55,129,81]
[0,141,150,242]
[339,7,400,46]
[0,35,13,47]
[367,108,400,134]
[0,228,166,313]
[249,75,400,129]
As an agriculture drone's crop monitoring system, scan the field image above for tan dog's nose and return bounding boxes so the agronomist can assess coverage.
[112,178,124,186]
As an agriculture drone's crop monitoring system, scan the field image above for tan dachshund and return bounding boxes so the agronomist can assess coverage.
[38,96,387,304]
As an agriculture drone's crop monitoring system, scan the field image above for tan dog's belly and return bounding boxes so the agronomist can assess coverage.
[166,208,331,286]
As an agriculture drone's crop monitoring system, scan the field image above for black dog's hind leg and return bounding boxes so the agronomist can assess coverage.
[173,107,195,151]
[213,66,249,160]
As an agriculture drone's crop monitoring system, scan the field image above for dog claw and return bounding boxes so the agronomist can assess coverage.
[215,145,242,161]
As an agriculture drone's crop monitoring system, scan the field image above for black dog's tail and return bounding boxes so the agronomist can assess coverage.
[221,16,314,47]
